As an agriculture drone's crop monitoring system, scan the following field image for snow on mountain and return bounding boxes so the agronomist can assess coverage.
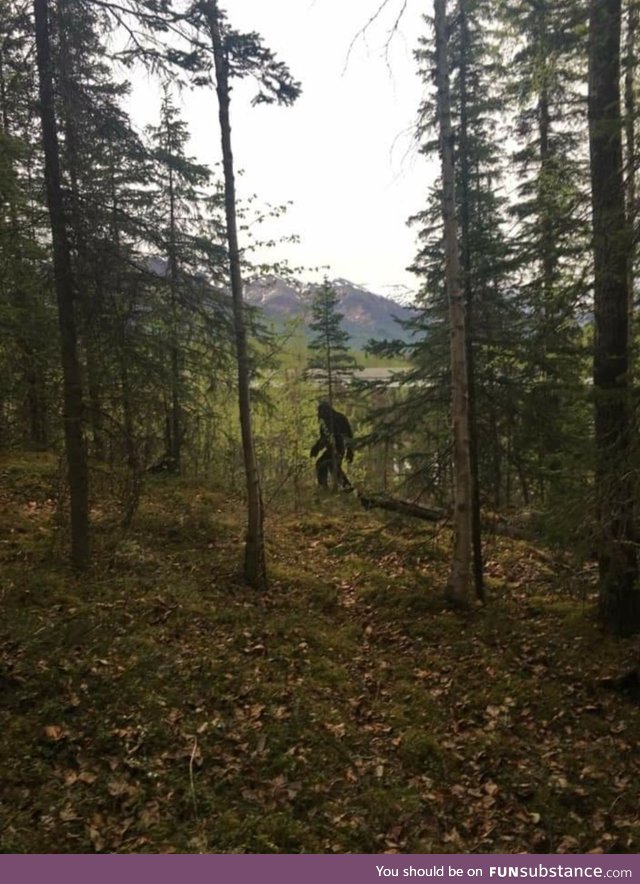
[245,275,416,346]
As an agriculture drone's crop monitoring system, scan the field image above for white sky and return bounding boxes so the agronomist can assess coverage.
[127,0,435,297]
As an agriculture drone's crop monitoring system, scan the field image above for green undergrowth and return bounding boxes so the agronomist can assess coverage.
[1,453,639,853]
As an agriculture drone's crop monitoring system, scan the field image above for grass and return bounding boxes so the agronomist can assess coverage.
[1,452,639,853]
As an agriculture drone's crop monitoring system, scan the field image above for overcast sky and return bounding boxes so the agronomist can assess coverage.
[128,0,435,297]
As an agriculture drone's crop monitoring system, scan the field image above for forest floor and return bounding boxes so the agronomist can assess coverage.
[1,452,640,854]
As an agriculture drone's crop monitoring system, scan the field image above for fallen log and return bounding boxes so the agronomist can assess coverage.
[357,490,532,540]
[357,491,444,522]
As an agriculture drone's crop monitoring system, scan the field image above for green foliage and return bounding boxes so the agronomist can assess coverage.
[361,0,594,539]
[307,279,359,402]
[372,0,516,507]
[220,24,302,106]
[0,1,57,450]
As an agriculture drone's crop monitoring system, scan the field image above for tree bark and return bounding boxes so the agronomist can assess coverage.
[434,0,473,607]
[167,160,182,472]
[458,0,484,603]
[357,492,531,539]
[358,492,443,522]
[204,0,267,589]
[57,0,106,464]
[588,0,640,634]
[34,0,89,569]
[625,0,638,346]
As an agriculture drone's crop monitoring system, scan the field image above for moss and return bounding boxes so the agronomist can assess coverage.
[397,729,446,776]
[308,584,340,613]
[355,784,423,833]
[242,811,319,853]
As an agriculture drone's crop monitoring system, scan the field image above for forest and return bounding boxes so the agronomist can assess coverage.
[2,0,640,856]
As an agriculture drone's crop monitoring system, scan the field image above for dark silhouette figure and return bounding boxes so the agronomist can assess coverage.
[310,401,354,490]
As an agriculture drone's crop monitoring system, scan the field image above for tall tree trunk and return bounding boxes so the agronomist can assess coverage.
[57,0,105,463]
[625,0,638,345]
[434,0,473,607]
[458,0,484,603]
[537,19,553,503]
[537,4,555,319]
[204,0,267,589]
[58,0,109,465]
[34,0,89,569]
[536,3,565,503]
[588,0,640,634]
[167,161,182,472]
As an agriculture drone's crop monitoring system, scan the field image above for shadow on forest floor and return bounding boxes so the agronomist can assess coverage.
[1,452,639,853]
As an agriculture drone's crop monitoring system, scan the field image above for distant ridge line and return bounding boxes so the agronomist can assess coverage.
[245,275,416,347]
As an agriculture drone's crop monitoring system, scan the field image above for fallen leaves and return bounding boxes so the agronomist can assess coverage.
[324,722,347,739]
[43,724,69,742]
[62,769,97,786]
[3,463,640,854]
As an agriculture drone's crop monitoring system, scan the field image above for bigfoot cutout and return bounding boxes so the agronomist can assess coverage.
[310,401,354,490]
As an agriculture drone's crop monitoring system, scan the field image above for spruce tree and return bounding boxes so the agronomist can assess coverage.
[307,280,358,405]
[0,0,54,448]
[499,0,591,508]
[394,0,511,599]
[147,87,212,473]
[431,0,474,606]
[588,0,640,635]
[34,0,89,569]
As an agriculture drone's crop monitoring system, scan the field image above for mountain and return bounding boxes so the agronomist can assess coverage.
[245,276,416,347]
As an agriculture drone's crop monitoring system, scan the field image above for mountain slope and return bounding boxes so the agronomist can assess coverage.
[245,276,416,347]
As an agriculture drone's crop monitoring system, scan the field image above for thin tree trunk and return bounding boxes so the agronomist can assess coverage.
[537,5,563,504]
[167,161,182,471]
[204,0,267,589]
[57,0,105,464]
[625,0,638,346]
[434,0,473,607]
[325,335,339,492]
[537,6,555,318]
[588,0,640,634]
[458,0,484,603]
[34,0,89,569]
